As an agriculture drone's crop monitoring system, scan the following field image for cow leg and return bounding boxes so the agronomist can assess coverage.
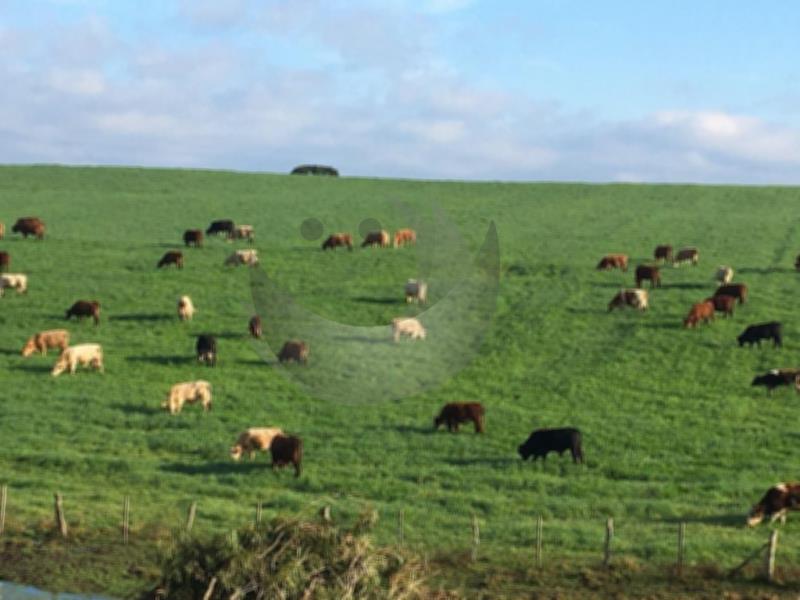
[294,461,301,477]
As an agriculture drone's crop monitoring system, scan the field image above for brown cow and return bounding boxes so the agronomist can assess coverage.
[249,315,262,338]
[66,300,101,325]
[747,482,800,526]
[157,251,184,269]
[434,402,485,433]
[21,329,69,357]
[393,228,417,248]
[674,247,699,266]
[0,222,4,239]
[683,300,715,328]
[322,233,353,251]
[654,245,672,263]
[0,251,8,272]
[706,294,735,317]
[596,254,628,272]
[608,288,648,312]
[183,229,203,247]
[361,230,390,248]
[635,265,661,288]
[714,283,747,305]
[270,434,303,477]
[278,340,308,364]
[12,217,45,240]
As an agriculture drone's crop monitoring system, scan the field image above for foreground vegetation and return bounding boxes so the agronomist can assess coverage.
[2,166,800,595]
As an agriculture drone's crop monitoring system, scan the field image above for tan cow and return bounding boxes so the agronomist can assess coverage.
[232,225,254,243]
[715,266,734,286]
[0,221,4,239]
[224,249,259,267]
[392,317,426,342]
[162,380,212,414]
[405,279,428,304]
[21,329,70,357]
[51,344,104,377]
[229,427,285,460]
[0,273,28,296]
[177,295,195,321]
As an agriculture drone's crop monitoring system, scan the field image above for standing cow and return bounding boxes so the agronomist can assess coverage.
[270,435,303,477]
[393,228,416,248]
[706,294,735,317]
[196,334,217,366]
[714,283,747,305]
[715,266,734,286]
[674,247,699,266]
[278,340,308,364]
[654,245,673,263]
[434,402,485,433]
[683,300,715,328]
[177,295,194,321]
[738,322,782,348]
[183,229,203,247]
[249,315,263,338]
[518,428,584,464]
[206,220,235,238]
[405,279,428,304]
[635,265,661,289]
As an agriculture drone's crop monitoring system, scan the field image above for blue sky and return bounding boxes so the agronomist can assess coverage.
[2,1,800,182]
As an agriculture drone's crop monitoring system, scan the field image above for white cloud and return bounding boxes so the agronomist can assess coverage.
[48,68,106,95]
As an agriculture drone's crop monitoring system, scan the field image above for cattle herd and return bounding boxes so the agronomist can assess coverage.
[3,215,800,523]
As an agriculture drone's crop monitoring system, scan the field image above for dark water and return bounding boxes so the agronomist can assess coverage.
[0,581,111,599]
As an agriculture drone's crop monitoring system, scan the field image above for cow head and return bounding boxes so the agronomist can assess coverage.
[21,339,37,357]
[230,445,243,461]
[51,360,68,377]
[517,444,530,460]
[746,504,765,527]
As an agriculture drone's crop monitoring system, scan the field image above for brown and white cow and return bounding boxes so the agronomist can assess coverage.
[635,265,661,289]
[177,295,194,321]
[224,249,259,267]
[162,380,212,414]
[596,254,628,272]
[747,482,800,526]
[715,266,734,286]
[51,344,104,377]
[232,225,255,243]
[361,230,390,248]
[405,279,428,304]
[322,233,353,251]
[393,228,416,248]
[0,273,27,296]
[230,427,285,461]
[608,288,648,312]
[654,245,673,263]
[674,247,699,266]
[248,315,262,338]
[21,329,69,357]
[683,300,715,328]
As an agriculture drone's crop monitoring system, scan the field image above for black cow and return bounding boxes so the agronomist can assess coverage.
[518,428,583,464]
[291,164,339,176]
[752,369,800,395]
[738,322,782,348]
[196,334,217,366]
[205,220,235,237]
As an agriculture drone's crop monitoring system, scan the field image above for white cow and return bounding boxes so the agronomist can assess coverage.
[224,249,259,267]
[51,344,104,377]
[0,273,27,296]
[392,317,426,342]
[177,295,195,321]
[715,266,734,286]
[404,279,428,304]
[162,380,212,414]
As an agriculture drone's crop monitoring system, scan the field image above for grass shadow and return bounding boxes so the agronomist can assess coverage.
[160,461,266,476]
[666,282,713,290]
[111,313,172,322]
[192,332,244,340]
[11,363,52,373]
[0,348,21,356]
[395,425,436,435]
[331,335,390,344]
[592,281,632,288]
[446,457,517,467]
[642,321,681,330]
[353,296,405,305]
[739,267,794,275]
[116,403,162,416]
[125,355,194,366]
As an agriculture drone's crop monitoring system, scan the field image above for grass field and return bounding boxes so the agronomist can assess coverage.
[2,166,800,593]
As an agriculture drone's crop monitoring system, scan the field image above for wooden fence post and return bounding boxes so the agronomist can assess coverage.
[398,509,405,546]
[676,522,685,575]
[535,515,543,568]
[255,501,262,525]
[471,514,480,562]
[603,517,613,567]
[54,492,68,538]
[0,484,7,536]
[765,529,778,582]
[186,501,197,533]
[122,496,130,545]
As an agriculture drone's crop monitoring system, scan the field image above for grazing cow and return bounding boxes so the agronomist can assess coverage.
[270,434,303,477]
[434,402,485,433]
[0,222,4,239]
[51,344,103,377]
[654,245,673,263]
[177,295,194,321]
[608,288,648,312]
[196,335,217,366]
[206,220,235,237]
[392,317,426,342]
[596,254,628,272]
[157,251,184,269]
[322,233,353,251]
[183,229,203,247]
[674,247,699,266]
[683,300,715,328]
[518,428,584,464]
[12,217,45,239]
[405,279,428,304]
[66,300,100,325]
[0,251,8,272]
[291,164,338,176]
[248,315,262,338]
[230,427,285,461]
[714,283,747,305]
[393,228,417,248]
[706,294,735,317]
[224,249,259,267]
[738,322,782,348]
[715,266,734,286]
[232,225,254,243]
[747,483,800,526]
[162,380,212,415]
[361,230,390,248]
[278,340,309,364]
[0,273,27,296]
[635,265,661,289]
[751,369,800,395]
[21,329,69,357]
